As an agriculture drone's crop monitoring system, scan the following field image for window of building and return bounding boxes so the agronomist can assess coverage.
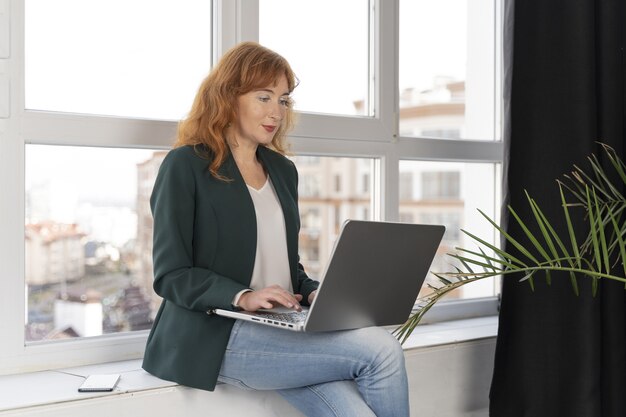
[361,173,370,194]
[334,175,342,193]
[399,172,414,201]
[299,174,321,198]
[399,212,414,223]
[421,171,461,200]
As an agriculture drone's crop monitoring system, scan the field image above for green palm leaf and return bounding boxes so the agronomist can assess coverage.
[395,143,626,344]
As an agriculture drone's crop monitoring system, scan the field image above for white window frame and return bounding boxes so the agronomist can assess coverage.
[0,0,503,375]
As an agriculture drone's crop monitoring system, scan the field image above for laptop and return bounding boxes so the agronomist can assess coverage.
[215,220,445,332]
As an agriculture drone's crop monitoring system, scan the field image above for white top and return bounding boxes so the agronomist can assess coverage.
[233,178,292,306]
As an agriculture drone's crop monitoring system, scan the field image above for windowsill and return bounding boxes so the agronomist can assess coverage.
[399,315,497,349]
[0,316,498,413]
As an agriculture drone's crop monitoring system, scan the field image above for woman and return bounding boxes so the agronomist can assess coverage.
[142,41,409,417]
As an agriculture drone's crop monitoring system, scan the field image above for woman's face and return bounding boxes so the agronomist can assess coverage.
[231,75,291,150]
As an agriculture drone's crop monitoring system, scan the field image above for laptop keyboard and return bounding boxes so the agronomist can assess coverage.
[258,311,308,323]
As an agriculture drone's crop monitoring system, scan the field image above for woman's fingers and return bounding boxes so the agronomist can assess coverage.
[239,286,302,312]
[265,287,301,310]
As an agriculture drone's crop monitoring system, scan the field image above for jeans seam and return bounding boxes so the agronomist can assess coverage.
[357,349,381,406]
[217,374,255,391]
[226,319,242,350]
[306,385,341,417]
[225,350,364,368]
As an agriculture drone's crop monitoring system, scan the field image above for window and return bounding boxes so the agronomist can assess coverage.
[25,0,212,120]
[25,145,163,341]
[334,175,342,193]
[293,156,375,279]
[400,161,501,300]
[299,174,321,198]
[1,1,503,374]
[399,0,498,140]
[361,173,370,194]
[259,0,370,116]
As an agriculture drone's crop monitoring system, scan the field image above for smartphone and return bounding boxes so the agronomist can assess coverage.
[77,374,121,392]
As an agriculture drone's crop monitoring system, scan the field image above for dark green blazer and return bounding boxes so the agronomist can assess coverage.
[142,144,319,391]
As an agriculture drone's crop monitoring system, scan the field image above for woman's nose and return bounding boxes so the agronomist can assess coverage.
[269,106,283,121]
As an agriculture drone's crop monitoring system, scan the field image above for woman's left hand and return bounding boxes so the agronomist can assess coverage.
[308,290,317,304]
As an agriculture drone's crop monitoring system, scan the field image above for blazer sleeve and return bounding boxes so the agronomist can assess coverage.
[297,260,319,305]
[150,151,249,312]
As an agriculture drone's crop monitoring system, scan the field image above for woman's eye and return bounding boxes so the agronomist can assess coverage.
[258,96,271,103]
[280,98,292,107]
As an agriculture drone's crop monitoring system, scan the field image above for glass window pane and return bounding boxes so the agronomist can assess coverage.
[399,160,501,299]
[260,0,370,116]
[25,145,164,341]
[399,0,497,140]
[25,0,212,120]
[293,156,375,279]
[25,148,374,341]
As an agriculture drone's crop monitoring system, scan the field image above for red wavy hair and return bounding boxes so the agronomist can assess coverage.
[174,42,297,179]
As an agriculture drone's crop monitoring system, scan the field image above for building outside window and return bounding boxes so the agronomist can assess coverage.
[422,171,461,200]
[293,156,375,279]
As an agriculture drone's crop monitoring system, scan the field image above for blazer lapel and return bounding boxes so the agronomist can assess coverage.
[220,153,257,287]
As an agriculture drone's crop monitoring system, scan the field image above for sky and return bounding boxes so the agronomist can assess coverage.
[25,0,469,119]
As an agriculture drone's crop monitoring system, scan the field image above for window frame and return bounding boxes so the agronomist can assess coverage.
[0,0,504,375]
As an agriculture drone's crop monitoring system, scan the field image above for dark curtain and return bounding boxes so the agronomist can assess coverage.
[490,0,626,416]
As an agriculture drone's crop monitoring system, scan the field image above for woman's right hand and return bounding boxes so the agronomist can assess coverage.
[238,285,303,312]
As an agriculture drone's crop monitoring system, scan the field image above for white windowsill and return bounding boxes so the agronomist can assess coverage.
[0,316,498,413]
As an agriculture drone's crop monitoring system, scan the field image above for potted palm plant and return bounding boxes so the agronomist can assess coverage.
[394,143,626,344]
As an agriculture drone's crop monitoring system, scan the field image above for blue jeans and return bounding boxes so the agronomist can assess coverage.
[217,320,410,417]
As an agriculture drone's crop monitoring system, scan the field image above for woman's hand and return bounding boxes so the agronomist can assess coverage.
[238,285,303,312]
[308,290,317,304]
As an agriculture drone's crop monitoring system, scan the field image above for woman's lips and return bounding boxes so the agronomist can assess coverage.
[262,125,276,133]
